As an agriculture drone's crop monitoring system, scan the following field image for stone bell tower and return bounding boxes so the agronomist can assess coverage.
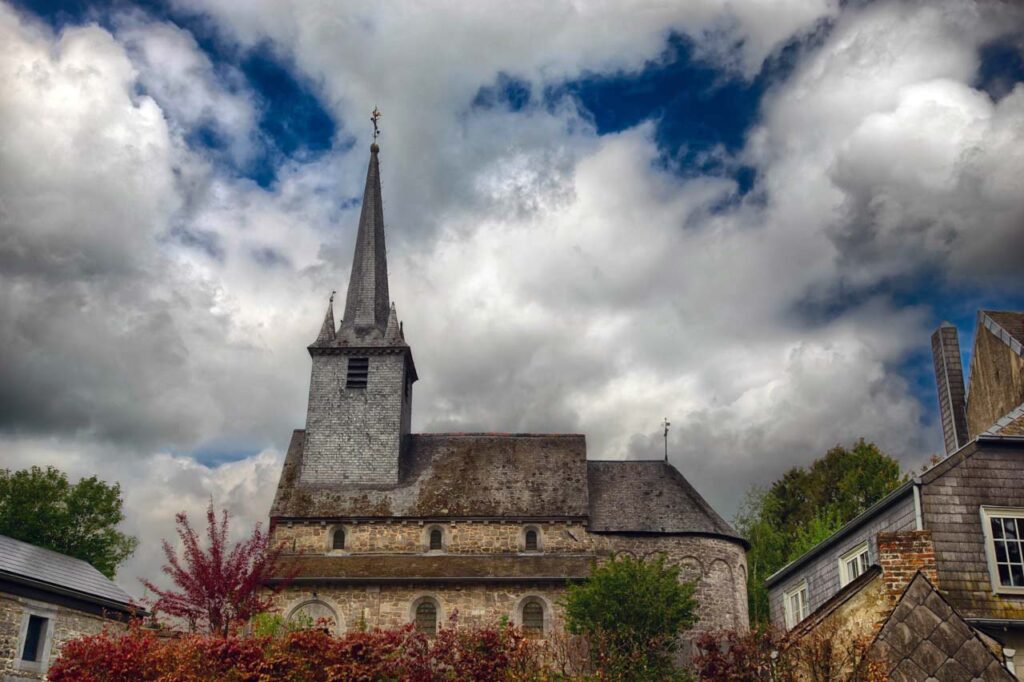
[299,138,416,487]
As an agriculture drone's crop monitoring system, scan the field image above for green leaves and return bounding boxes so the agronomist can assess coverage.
[0,466,138,578]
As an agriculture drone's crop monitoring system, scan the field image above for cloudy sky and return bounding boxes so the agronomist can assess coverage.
[2,0,1023,594]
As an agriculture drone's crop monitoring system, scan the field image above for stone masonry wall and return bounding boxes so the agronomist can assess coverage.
[269,521,748,635]
[301,352,409,487]
[1,592,124,680]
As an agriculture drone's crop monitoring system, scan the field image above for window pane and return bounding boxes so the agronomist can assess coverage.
[1008,541,1022,563]
[992,518,1004,539]
[798,588,808,619]
[1010,563,1024,587]
[998,563,1012,585]
[415,602,437,636]
[429,529,442,551]
[995,541,1008,562]
[1005,518,1019,540]
[522,601,544,637]
[333,529,345,550]
[21,615,46,662]
[525,530,538,551]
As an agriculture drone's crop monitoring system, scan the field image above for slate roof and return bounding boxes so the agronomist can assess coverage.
[0,534,135,610]
[868,572,1014,681]
[587,460,746,545]
[272,431,590,519]
[982,310,1024,356]
[271,554,594,583]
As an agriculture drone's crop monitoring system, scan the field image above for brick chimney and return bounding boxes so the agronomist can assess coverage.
[931,322,969,455]
[877,530,938,602]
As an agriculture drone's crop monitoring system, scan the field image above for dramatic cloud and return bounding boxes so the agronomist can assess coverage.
[1,0,1023,594]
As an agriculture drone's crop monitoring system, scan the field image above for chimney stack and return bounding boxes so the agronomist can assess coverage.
[931,322,969,454]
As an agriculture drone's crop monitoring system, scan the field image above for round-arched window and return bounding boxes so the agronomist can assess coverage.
[524,529,538,551]
[429,528,443,551]
[332,528,345,550]
[521,599,545,638]
[288,600,338,632]
[415,600,438,636]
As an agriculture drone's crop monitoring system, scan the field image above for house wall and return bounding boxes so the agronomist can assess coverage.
[0,591,123,680]
[768,492,917,628]
[921,442,1024,621]
[966,318,1024,437]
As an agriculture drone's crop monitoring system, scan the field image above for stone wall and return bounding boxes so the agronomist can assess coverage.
[269,520,748,635]
[965,314,1024,437]
[0,592,123,680]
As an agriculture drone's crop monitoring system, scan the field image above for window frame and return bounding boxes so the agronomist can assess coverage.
[15,605,56,674]
[838,541,871,588]
[330,526,347,552]
[522,525,542,553]
[980,506,1024,596]
[410,596,441,637]
[783,580,809,630]
[424,525,446,553]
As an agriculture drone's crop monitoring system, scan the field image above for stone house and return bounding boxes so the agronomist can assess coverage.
[265,141,749,646]
[0,534,137,680]
[766,311,1024,677]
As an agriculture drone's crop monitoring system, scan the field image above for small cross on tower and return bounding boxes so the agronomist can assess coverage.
[662,417,671,462]
[371,107,381,142]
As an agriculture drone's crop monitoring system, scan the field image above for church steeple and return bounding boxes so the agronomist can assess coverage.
[341,142,390,332]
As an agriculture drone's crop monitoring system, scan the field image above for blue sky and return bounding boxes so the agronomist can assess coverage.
[2,0,1023,587]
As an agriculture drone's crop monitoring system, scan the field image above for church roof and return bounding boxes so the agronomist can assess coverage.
[272,431,590,519]
[271,431,745,544]
[586,460,746,545]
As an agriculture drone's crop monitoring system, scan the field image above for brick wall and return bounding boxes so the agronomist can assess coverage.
[877,530,938,601]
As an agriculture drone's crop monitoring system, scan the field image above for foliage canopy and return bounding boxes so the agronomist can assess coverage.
[0,465,137,578]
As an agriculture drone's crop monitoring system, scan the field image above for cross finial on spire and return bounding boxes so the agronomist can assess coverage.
[662,417,671,461]
[371,106,381,142]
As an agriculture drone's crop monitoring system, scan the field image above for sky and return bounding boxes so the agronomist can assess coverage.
[1,0,1023,596]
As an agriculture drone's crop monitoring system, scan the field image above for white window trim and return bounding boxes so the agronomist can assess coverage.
[783,580,809,630]
[838,541,870,588]
[980,506,1024,596]
[15,604,57,674]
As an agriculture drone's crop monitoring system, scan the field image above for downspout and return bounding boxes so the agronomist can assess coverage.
[913,479,923,531]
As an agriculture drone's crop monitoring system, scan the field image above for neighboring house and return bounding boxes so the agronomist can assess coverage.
[264,139,749,649]
[766,312,1024,677]
[0,534,137,680]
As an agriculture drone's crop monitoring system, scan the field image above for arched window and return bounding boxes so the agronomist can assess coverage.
[429,528,443,551]
[332,528,345,550]
[288,600,338,633]
[415,600,437,636]
[521,599,545,638]
[524,529,538,552]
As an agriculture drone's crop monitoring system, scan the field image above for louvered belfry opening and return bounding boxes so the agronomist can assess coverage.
[415,601,437,636]
[429,528,443,551]
[522,600,544,638]
[345,357,369,389]
[332,528,345,550]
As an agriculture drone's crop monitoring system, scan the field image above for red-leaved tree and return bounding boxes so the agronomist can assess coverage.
[142,501,287,636]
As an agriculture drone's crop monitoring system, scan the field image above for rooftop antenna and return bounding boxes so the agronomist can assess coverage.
[662,417,671,462]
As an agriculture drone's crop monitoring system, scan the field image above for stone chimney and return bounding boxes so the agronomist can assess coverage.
[931,323,969,455]
[877,530,938,602]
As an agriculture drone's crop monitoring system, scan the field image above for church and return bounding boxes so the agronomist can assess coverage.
[265,137,748,643]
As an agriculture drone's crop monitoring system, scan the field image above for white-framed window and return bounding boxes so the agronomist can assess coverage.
[783,580,809,629]
[838,542,870,587]
[16,606,56,674]
[980,506,1024,595]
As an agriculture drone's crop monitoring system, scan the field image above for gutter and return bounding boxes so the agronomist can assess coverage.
[965,618,1024,628]
[765,480,914,589]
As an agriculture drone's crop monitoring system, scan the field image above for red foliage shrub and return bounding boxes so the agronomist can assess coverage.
[49,616,538,682]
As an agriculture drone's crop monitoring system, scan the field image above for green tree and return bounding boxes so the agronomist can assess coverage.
[563,554,697,680]
[0,466,137,578]
[736,439,907,625]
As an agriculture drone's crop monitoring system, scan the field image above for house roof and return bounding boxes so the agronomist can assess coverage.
[271,431,591,519]
[981,310,1024,356]
[270,553,595,583]
[867,572,1014,681]
[0,534,135,611]
[587,460,746,545]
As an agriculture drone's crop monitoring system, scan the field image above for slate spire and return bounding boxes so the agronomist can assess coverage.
[314,291,336,344]
[341,142,390,332]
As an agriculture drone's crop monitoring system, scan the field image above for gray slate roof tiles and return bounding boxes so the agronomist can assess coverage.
[0,534,134,608]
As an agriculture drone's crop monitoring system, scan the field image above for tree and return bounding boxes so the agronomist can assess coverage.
[143,501,287,636]
[562,554,697,680]
[0,466,137,578]
[736,439,907,625]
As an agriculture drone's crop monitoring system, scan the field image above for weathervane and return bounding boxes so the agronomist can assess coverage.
[371,106,381,142]
[330,289,336,303]
[662,417,671,462]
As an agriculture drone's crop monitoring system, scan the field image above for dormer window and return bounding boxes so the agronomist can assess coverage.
[346,357,369,389]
